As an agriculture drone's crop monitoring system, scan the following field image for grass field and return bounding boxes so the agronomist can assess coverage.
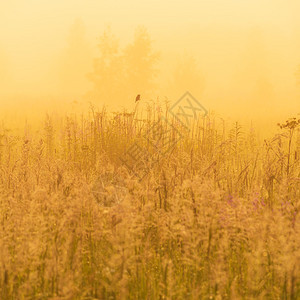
[0,103,299,299]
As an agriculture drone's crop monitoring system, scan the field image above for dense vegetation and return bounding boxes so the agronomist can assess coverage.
[0,104,299,299]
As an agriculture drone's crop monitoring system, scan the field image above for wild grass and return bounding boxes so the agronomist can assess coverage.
[0,104,299,299]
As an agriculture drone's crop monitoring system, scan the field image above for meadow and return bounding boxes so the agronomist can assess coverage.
[0,102,299,299]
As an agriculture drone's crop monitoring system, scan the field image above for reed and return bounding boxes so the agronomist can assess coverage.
[0,105,299,299]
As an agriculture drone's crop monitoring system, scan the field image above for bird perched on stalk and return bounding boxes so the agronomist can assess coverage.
[135,94,141,102]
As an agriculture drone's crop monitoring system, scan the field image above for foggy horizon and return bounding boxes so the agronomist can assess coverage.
[1,0,300,133]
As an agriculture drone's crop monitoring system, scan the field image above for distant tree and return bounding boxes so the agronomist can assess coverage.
[88,26,159,106]
[58,18,92,97]
[87,26,125,103]
[123,26,160,99]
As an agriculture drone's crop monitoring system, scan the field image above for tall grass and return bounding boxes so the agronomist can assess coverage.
[0,104,299,299]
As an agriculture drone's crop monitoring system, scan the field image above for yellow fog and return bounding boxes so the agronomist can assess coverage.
[0,0,299,135]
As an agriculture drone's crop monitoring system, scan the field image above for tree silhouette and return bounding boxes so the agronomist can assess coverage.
[88,26,159,106]
[87,26,125,104]
[123,26,160,100]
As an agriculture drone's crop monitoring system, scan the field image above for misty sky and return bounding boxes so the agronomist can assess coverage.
[1,1,299,48]
[1,0,299,60]
[0,0,300,130]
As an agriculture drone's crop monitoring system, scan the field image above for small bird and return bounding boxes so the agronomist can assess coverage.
[135,94,141,102]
